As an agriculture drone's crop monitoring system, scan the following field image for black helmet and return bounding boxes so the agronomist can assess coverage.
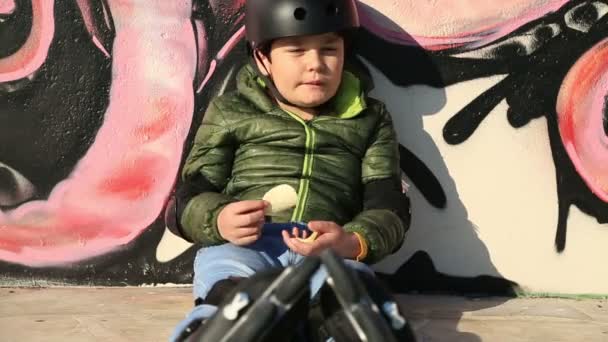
[245,0,360,49]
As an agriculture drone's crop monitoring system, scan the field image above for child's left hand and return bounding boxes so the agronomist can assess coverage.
[282,221,361,259]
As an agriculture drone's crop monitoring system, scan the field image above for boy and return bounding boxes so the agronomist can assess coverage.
[170,0,410,339]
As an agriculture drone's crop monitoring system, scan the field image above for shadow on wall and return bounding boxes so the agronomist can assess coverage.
[355,3,518,295]
[353,5,518,341]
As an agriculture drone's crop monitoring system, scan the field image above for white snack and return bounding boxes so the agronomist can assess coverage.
[262,184,298,215]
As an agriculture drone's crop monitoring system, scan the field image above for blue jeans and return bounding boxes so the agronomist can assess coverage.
[170,224,373,341]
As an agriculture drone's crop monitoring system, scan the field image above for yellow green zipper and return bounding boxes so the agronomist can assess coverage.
[282,111,330,222]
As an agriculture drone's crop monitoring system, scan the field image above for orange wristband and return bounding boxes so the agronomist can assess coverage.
[353,232,368,262]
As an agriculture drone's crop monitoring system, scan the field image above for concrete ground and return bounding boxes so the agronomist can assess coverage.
[1,287,607,341]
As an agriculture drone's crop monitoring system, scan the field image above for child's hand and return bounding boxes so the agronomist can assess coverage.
[217,200,267,245]
[282,221,361,259]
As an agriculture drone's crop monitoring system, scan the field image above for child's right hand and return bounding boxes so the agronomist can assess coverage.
[217,200,268,245]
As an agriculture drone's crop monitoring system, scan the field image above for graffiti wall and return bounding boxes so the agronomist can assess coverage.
[0,0,606,294]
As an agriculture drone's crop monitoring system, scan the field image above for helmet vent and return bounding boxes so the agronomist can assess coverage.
[294,7,307,20]
[326,3,339,16]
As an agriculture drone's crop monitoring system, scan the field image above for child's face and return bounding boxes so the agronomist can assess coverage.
[256,32,345,108]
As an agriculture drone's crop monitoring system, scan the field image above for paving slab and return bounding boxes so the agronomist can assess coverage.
[1,288,607,341]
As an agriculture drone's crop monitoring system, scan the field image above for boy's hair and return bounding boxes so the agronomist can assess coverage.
[250,30,356,61]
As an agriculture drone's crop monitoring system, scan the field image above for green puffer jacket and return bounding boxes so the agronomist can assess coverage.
[180,63,406,263]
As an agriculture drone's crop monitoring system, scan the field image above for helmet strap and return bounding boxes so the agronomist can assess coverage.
[250,50,296,107]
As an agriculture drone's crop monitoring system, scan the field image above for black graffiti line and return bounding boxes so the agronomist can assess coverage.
[442,75,515,145]
[603,95,608,136]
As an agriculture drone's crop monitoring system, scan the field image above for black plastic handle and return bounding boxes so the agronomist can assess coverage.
[320,250,399,342]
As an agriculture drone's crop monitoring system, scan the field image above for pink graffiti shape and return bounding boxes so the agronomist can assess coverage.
[359,0,570,51]
[0,0,197,266]
[197,25,244,93]
[0,0,16,15]
[0,0,55,82]
[75,0,111,57]
[557,38,608,203]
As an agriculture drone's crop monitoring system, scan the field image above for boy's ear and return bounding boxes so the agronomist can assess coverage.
[254,50,271,77]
